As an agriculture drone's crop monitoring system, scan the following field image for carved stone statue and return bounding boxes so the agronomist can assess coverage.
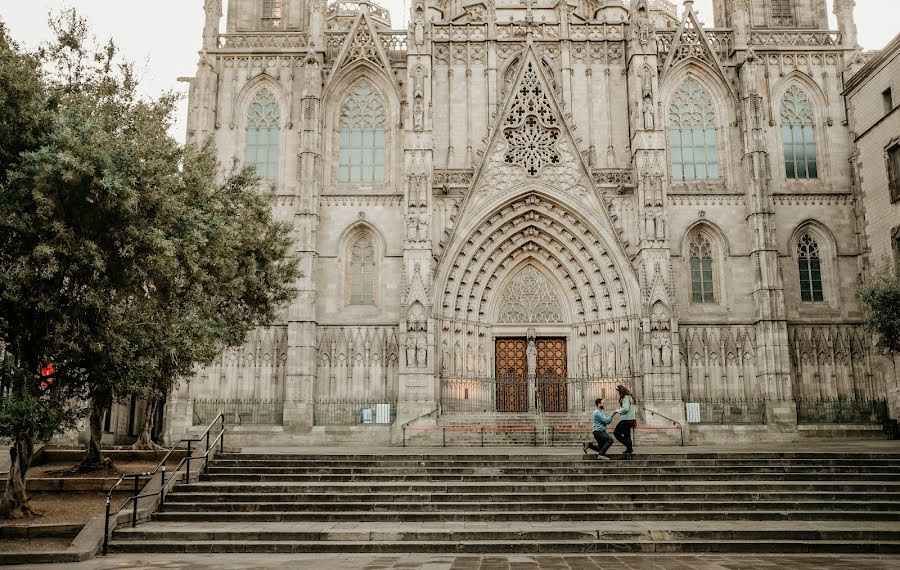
[413,95,424,131]
[622,340,632,375]
[406,335,416,367]
[645,211,656,240]
[526,339,538,378]
[651,335,663,366]
[655,212,667,240]
[441,342,450,374]
[416,333,427,367]
[606,344,617,376]
[662,336,673,367]
[642,97,655,130]
[579,344,588,377]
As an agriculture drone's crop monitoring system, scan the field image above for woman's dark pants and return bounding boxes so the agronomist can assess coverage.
[613,419,636,454]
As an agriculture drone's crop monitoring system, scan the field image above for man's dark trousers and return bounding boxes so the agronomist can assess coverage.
[587,429,613,455]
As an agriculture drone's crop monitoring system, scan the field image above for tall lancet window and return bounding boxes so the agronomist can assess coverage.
[338,83,386,183]
[245,88,280,180]
[797,233,824,302]
[350,236,376,305]
[669,79,719,181]
[781,85,817,179]
[689,234,715,304]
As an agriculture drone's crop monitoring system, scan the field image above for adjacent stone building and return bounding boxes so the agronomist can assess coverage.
[844,31,900,419]
[154,0,890,446]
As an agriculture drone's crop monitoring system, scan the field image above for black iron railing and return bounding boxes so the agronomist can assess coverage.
[313,400,397,426]
[103,414,225,555]
[685,400,767,425]
[440,376,624,414]
[192,399,283,426]
[796,398,888,425]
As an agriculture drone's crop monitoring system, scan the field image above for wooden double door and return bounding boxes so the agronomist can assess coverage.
[495,337,568,412]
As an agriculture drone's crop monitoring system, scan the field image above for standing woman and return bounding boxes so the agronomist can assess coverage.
[613,385,637,460]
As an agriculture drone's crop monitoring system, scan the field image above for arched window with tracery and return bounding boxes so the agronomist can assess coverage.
[338,83,386,183]
[669,79,719,182]
[349,235,376,305]
[781,85,817,180]
[797,233,824,302]
[246,87,280,180]
[689,234,715,304]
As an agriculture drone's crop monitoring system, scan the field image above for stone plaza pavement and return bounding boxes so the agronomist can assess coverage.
[16,553,900,569]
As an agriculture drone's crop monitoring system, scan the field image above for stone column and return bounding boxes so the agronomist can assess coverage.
[626,1,684,429]
[738,51,796,430]
[283,53,324,433]
[395,0,438,442]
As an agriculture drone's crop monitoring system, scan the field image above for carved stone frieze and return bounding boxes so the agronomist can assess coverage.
[315,326,401,402]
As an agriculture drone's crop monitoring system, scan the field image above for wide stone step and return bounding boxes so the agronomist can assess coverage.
[112,526,900,543]
[175,481,900,494]
[163,491,900,503]
[204,465,900,475]
[107,538,900,554]
[201,472,900,482]
[152,509,900,522]
[210,458,900,467]
[160,500,900,513]
[215,453,900,461]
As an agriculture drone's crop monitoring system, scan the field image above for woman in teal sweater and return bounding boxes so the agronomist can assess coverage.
[613,384,637,460]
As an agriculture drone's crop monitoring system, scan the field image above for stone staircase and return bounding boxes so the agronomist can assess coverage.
[109,451,900,554]
[404,412,682,446]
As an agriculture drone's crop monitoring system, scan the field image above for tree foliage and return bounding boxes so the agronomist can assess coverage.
[0,10,297,515]
[859,262,900,356]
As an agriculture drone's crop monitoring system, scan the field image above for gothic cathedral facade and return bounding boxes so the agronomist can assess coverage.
[169,0,889,445]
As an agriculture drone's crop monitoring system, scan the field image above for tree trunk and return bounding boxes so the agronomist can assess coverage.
[131,394,163,450]
[79,393,111,472]
[0,432,37,519]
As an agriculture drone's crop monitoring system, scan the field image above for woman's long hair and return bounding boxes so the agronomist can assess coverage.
[616,384,637,406]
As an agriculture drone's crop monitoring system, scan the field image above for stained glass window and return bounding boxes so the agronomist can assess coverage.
[669,79,719,181]
[781,85,817,180]
[797,233,824,302]
[689,234,715,304]
[339,83,386,183]
[350,236,375,305]
[246,88,280,180]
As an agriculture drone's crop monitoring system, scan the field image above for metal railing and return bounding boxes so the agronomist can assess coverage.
[685,400,767,425]
[103,414,226,555]
[192,399,283,426]
[440,376,623,414]
[796,398,888,425]
[313,400,397,426]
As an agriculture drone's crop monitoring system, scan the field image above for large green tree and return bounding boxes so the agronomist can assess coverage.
[859,262,900,357]
[1,11,297,516]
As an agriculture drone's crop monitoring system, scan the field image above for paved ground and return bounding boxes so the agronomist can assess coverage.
[17,553,900,569]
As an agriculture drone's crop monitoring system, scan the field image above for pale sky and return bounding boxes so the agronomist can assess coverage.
[1,1,896,142]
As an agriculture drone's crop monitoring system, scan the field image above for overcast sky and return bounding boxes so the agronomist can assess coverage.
[2,1,896,142]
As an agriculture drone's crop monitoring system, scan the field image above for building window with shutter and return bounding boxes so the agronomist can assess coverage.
[888,144,900,203]
[771,0,796,26]
[262,0,283,29]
